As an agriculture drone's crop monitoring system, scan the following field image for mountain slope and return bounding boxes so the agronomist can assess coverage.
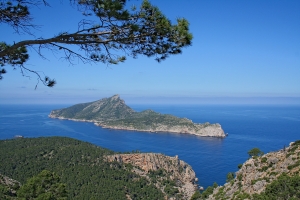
[0,137,198,200]
[50,94,134,121]
[206,141,300,199]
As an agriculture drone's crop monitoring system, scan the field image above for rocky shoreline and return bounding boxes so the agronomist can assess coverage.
[49,114,226,138]
[48,115,99,123]
[96,122,226,138]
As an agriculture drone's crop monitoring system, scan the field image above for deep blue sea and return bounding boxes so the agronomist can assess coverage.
[1,104,299,189]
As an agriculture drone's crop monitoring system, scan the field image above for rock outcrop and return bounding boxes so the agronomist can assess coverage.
[49,95,226,138]
[105,153,198,199]
[0,173,20,198]
[207,141,300,199]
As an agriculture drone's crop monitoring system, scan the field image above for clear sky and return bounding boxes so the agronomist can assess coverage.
[1,0,300,104]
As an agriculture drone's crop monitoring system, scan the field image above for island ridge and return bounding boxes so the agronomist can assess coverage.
[49,94,226,137]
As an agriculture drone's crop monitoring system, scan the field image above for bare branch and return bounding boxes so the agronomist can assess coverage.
[19,64,56,88]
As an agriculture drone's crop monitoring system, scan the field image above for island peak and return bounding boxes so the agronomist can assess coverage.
[111,94,120,99]
[49,95,226,138]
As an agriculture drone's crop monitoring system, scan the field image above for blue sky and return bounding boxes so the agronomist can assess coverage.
[1,0,299,104]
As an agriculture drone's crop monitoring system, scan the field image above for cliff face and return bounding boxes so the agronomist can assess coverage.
[208,141,300,199]
[105,153,198,199]
[50,94,226,137]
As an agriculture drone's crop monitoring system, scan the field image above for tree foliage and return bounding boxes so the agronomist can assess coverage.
[190,182,218,200]
[226,172,234,183]
[0,137,167,199]
[253,174,300,200]
[0,0,192,87]
[17,170,67,200]
[247,147,264,157]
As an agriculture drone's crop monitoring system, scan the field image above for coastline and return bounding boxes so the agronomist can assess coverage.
[49,114,227,138]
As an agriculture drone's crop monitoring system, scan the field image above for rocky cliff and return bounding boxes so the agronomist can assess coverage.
[49,94,226,138]
[207,141,300,199]
[105,153,198,199]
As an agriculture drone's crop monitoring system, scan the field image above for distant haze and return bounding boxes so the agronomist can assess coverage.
[1,94,299,105]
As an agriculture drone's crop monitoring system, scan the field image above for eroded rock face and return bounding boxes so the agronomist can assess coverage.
[208,141,300,199]
[105,153,198,199]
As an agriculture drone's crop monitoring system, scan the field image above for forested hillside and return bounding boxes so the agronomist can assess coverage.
[0,137,169,199]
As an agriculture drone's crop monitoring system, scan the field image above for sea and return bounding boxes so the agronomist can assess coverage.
[0,104,299,189]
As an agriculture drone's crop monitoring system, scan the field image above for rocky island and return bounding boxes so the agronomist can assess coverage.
[49,94,226,137]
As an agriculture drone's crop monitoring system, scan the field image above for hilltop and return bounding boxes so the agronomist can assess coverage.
[49,94,226,137]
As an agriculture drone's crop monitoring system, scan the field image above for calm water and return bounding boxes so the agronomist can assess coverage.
[0,104,299,188]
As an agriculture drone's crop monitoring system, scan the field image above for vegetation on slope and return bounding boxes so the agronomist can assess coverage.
[102,109,198,130]
[17,170,67,200]
[0,137,166,200]
[50,95,134,121]
[0,173,20,199]
[193,142,300,200]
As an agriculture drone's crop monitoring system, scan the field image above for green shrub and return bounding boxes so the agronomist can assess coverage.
[288,146,298,153]
[248,148,264,157]
[190,191,201,200]
[230,180,234,186]
[237,174,243,181]
[261,157,267,163]
[261,166,269,171]
[214,187,225,200]
[235,192,251,200]
[237,181,242,188]
[269,171,278,176]
[292,140,300,146]
[287,160,300,170]
[268,163,273,168]
[226,172,235,183]
[213,182,218,188]
[286,153,292,158]
[201,186,214,199]
[251,179,257,185]
[253,174,300,199]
